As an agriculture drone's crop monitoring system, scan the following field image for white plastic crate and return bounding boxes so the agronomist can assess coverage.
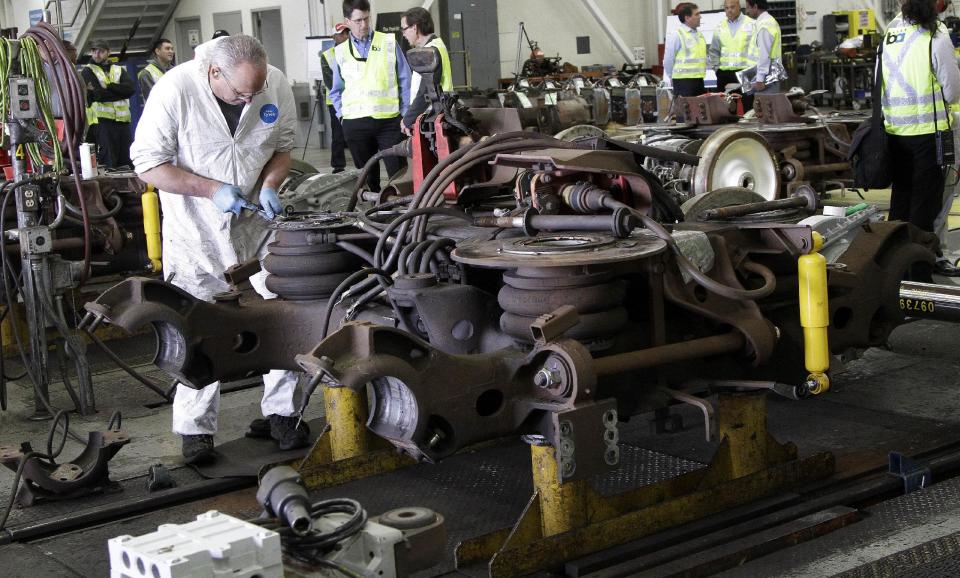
[108,510,282,578]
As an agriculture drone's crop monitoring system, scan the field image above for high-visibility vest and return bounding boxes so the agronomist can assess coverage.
[86,64,131,122]
[882,19,950,136]
[335,31,400,119]
[673,27,707,79]
[322,46,336,106]
[138,62,164,85]
[716,16,756,70]
[748,13,782,61]
[424,36,453,91]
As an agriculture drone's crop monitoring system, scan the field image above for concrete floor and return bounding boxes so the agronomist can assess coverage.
[3,141,960,575]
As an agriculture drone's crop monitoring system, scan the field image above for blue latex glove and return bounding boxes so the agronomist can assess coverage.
[259,187,283,219]
[212,183,257,216]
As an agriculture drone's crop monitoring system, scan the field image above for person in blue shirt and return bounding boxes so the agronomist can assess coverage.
[329,0,411,192]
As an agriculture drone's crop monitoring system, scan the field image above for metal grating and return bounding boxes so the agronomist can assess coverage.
[593,443,705,496]
[839,532,960,578]
[304,438,706,575]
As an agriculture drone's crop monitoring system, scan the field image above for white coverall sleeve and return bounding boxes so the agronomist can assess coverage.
[130,74,180,175]
[271,68,297,153]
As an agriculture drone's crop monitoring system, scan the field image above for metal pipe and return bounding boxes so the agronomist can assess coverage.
[593,333,746,377]
[0,477,252,545]
[801,162,850,175]
[472,213,627,232]
[3,237,93,254]
[899,281,960,322]
[580,0,640,65]
[701,197,809,220]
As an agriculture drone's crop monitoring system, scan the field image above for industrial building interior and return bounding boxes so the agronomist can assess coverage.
[3,0,960,576]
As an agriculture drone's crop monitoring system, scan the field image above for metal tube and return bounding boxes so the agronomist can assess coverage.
[0,477,251,545]
[593,333,746,377]
[701,197,808,220]
[8,133,51,420]
[801,162,850,175]
[2,237,86,254]
[580,0,640,65]
[899,281,960,322]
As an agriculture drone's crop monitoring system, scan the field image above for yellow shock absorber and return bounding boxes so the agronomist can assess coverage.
[141,184,162,272]
[798,231,830,394]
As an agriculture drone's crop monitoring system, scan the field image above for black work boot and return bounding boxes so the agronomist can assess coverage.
[268,415,311,451]
[181,434,216,465]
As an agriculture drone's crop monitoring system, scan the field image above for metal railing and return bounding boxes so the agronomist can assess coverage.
[43,0,93,34]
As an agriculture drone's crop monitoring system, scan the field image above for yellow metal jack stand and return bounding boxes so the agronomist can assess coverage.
[455,392,834,576]
[294,385,414,489]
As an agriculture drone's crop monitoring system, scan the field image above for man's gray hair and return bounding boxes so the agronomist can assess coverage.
[206,34,267,73]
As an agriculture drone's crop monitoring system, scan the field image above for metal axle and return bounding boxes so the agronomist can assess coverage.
[899,281,960,322]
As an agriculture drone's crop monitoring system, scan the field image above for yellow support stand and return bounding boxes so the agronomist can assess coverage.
[294,384,414,489]
[456,392,834,576]
[530,443,587,536]
[323,385,369,461]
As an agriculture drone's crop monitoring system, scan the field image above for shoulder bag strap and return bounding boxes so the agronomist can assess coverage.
[874,37,885,123]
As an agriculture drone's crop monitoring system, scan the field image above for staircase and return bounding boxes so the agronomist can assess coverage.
[47,0,179,55]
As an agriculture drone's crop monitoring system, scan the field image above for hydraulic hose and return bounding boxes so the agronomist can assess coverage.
[345,139,412,211]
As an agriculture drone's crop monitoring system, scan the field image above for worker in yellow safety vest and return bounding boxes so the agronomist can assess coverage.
[664,3,707,97]
[321,24,351,173]
[709,0,756,92]
[81,39,134,168]
[881,1,960,247]
[745,0,786,94]
[330,0,412,193]
[138,38,175,106]
[399,6,454,133]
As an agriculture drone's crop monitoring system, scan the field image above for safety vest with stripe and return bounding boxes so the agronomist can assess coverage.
[86,64,131,122]
[748,12,782,61]
[138,62,164,85]
[882,20,949,136]
[673,26,707,79]
[335,31,400,119]
[322,46,336,106]
[716,16,756,70]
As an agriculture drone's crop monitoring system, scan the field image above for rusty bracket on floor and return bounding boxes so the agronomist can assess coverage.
[0,430,130,507]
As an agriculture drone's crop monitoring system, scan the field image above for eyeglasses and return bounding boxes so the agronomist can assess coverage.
[401,23,414,31]
[218,70,268,101]
[349,16,370,24]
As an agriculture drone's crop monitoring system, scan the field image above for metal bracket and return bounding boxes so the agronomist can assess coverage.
[18,226,50,254]
[223,257,262,289]
[0,430,130,506]
[889,451,931,493]
[530,305,580,345]
[662,387,715,442]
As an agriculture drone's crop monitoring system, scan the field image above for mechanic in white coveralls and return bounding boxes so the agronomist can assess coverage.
[129,35,309,465]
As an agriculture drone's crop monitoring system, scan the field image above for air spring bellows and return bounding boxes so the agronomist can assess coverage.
[498,267,627,349]
[263,229,361,300]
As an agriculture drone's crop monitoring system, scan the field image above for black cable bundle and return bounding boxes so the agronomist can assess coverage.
[252,498,368,577]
